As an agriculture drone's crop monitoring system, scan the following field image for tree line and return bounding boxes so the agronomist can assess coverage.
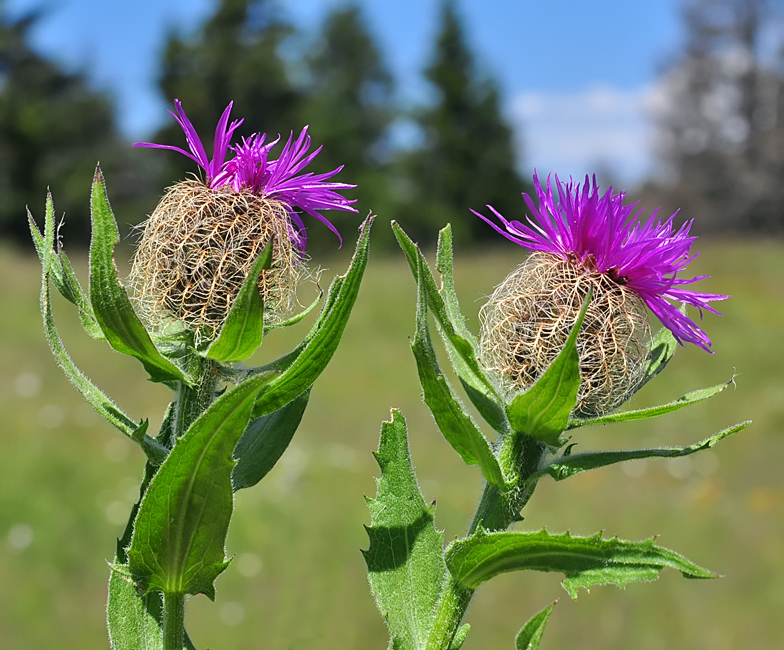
[1,0,783,251]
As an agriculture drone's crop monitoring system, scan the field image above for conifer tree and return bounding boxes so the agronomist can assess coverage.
[301,5,395,249]
[154,0,301,186]
[403,0,527,246]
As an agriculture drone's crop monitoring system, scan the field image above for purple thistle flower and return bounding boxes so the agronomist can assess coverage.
[472,171,728,352]
[134,100,357,249]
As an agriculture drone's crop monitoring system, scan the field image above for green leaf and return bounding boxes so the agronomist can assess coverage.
[435,225,478,349]
[506,292,590,447]
[264,287,323,333]
[412,254,506,489]
[445,527,716,597]
[39,270,139,438]
[393,221,508,434]
[251,216,373,418]
[515,602,556,650]
[567,379,735,430]
[539,420,750,481]
[637,310,684,391]
[127,372,276,598]
[232,389,310,491]
[107,569,197,650]
[88,166,186,385]
[363,410,448,650]
[199,242,272,363]
[28,197,104,339]
[449,624,470,650]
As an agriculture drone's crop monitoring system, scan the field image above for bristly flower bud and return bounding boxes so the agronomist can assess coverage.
[128,100,357,345]
[473,172,728,417]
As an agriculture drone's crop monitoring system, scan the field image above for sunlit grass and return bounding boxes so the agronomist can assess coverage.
[0,236,782,649]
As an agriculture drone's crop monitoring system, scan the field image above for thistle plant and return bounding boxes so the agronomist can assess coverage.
[364,175,749,650]
[27,100,371,649]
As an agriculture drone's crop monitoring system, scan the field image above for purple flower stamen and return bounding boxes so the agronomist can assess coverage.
[472,171,728,352]
[134,100,357,249]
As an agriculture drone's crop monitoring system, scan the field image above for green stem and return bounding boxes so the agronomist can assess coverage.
[428,434,548,649]
[162,592,185,650]
[425,578,474,650]
[174,358,218,439]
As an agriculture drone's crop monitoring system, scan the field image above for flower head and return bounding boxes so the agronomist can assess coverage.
[129,100,358,345]
[472,171,727,351]
[134,99,358,249]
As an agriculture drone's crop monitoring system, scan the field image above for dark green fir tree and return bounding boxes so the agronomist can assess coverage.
[402,0,528,247]
[0,9,147,244]
[300,4,395,250]
[153,0,301,187]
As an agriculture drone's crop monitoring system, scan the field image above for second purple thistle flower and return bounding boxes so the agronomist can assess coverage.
[128,100,357,346]
[473,172,728,417]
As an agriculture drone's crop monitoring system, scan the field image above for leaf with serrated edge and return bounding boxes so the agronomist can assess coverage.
[201,242,272,362]
[412,254,506,489]
[363,410,447,650]
[567,379,735,430]
[232,389,310,491]
[127,372,276,598]
[539,421,749,481]
[445,528,716,597]
[506,292,590,447]
[515,602,556,650]
[393,222,508,434]
[89,166,186,385]
[251,216,372,418]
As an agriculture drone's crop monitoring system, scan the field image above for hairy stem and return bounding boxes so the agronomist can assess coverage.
[162,592,185,650]
[429,434,548,649]
[174,358,219,439]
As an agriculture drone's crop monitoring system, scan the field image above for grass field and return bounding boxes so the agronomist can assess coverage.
[1,232,782,649]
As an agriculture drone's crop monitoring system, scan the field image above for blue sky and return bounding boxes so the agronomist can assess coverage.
[4,0,685,185]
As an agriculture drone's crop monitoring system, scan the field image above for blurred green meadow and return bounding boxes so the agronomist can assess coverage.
[1,234,783,650]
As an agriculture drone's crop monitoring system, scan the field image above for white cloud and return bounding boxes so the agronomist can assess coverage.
[509,84,658,187]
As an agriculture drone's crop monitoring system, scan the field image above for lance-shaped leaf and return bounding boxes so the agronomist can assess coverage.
[89,166,186,385]
[127,372,275,598]
[506,292,590,447]
[232,389,310,491]
[393,222,508,434]
[363,410,448,650]
[412,254,506,489]
[445,527,716,597]
[251,216,373,418]
[538,420,749,481]
[450,624,470,650]
[515,602,556,650]
[264,287,323,333]
[567,379,735,430]
[28,197,104,339]
[199,242,272,363]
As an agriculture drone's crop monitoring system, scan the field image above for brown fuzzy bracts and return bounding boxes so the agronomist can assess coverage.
[128,180,302,346]
[479,252,652,417]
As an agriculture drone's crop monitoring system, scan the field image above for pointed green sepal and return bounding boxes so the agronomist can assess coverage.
[264,287,323,333]
[412,254,507,489]
[445,527,716,597]
[251,216,373,417]
[539,420,749,481]
[515,602,556,650]
[506,291,591,447]
[127,372,276,597]
[567,378,735,430]
[89,166,187,385]
[363,410,448,650]
[393,221,508,434]
[198,241,273,362]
